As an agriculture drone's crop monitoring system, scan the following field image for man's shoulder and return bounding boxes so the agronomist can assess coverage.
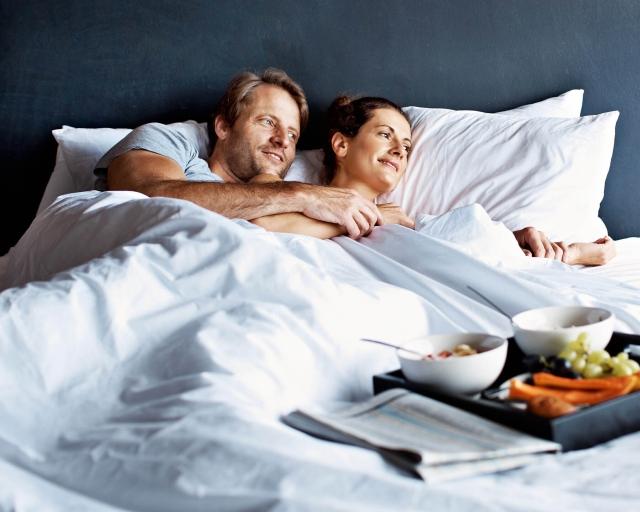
[131,122,190,143]
[132,121,209,157]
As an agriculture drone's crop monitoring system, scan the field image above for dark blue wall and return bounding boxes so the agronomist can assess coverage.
[1,0,639,254]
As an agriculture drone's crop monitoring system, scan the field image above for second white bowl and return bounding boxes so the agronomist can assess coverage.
[512,306,613,357]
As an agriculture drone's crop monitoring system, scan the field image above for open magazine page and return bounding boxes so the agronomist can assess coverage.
[284,389,560,468]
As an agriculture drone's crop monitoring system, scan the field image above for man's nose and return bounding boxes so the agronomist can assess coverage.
[271,127,289,148]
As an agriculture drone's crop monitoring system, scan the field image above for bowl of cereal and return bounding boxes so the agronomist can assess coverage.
[397,333,508,395]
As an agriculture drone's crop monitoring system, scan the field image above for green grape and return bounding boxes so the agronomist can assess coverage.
[587,350,611,365]
[572,356,587,374]
[611,361,634,377]
[558,349,578,362]
[582,363,604,379]
[614,352,629,361]
[627,359,640,373]
[566,340,584,352]
[576,332,590,351]
[600,358,614,371]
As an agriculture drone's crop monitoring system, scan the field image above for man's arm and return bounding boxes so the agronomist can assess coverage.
[106,150,382,238]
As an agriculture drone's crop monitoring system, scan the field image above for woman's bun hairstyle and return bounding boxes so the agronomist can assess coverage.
[323,95,408,181]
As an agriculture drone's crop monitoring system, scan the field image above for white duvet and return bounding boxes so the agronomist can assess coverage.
[1,191,639,512]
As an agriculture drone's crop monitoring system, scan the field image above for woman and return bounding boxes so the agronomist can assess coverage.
[251,96,615,266]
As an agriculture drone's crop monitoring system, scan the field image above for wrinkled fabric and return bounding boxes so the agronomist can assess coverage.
[0,191,639,511]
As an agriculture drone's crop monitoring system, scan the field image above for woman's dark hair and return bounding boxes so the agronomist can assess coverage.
[323,96,408,181]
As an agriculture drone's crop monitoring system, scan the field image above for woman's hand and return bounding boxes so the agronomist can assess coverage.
[377,203,415,229]
[564,236,617,266]
[512,226,568,261]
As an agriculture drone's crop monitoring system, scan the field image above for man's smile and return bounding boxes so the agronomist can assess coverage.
[263,150,284,163]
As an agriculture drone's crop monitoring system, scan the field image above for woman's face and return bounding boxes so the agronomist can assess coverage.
[339,108,412,195]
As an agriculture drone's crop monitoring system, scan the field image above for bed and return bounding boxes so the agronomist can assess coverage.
[2,1,640,511]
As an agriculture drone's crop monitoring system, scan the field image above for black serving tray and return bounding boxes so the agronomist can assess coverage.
[373,332,640,451]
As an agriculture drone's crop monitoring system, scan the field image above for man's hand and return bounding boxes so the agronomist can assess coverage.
[512,226,569,262]
[377,203,415,229]
[301,186,383,239]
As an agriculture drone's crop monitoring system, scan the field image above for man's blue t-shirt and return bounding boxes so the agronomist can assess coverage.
[94,122,223,190]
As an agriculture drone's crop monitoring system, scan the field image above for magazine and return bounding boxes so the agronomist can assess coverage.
[282,389,560,483]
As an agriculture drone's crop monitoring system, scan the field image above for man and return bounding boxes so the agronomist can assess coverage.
[95,67,563,256]
[95,68,381,239]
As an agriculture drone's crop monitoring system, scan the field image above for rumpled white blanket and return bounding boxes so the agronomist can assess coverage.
[1,192,639,512]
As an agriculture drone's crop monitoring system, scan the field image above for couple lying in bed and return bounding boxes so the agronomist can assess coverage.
[95,68,615,266]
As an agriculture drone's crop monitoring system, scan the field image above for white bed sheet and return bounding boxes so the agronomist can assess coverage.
[581,237,640,288]
[1,192,639,512]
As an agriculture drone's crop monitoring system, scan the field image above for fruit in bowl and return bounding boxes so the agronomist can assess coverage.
[397,333,507,395]
[512,306,613,357]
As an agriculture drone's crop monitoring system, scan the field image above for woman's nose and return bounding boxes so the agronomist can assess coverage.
[389,143,402,156]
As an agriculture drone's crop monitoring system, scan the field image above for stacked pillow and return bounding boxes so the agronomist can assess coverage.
[42,89,619,242]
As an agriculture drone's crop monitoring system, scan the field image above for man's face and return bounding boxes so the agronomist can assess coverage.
[218,84,301,182]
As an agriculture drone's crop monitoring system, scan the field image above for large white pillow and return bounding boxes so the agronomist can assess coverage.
[379,108,618,243]
[38,90,583,213]
[38,121,210,215]
[495,89,583,118]
[285,89,585,186]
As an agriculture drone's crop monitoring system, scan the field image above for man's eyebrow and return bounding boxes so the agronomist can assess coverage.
[377,124,411,143]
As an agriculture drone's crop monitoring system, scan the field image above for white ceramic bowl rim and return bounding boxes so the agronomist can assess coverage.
[511,306,612,331]
[397,333,506,362]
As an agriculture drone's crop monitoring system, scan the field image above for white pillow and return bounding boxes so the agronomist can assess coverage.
[38,121,211,215]
[495,89,583,118]
[39,90,583,213]
[284,89,584,187]
[379,108,618,243]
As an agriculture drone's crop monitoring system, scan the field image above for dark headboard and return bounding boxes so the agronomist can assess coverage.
[2,0,639,254]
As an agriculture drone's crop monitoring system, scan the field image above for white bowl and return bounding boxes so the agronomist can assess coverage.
[512,306,614,357]
[397,333,507,395]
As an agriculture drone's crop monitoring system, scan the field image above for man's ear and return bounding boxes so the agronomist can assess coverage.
[214,115,231,141]
[331,132,349,158]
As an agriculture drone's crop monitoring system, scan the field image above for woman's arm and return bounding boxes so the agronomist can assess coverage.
[249,174,346,238]
[251,212,346,238]
[249,176,414,238]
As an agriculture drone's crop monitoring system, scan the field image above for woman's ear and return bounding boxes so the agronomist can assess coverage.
[331,132,350,158]
[214,115,230,141]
